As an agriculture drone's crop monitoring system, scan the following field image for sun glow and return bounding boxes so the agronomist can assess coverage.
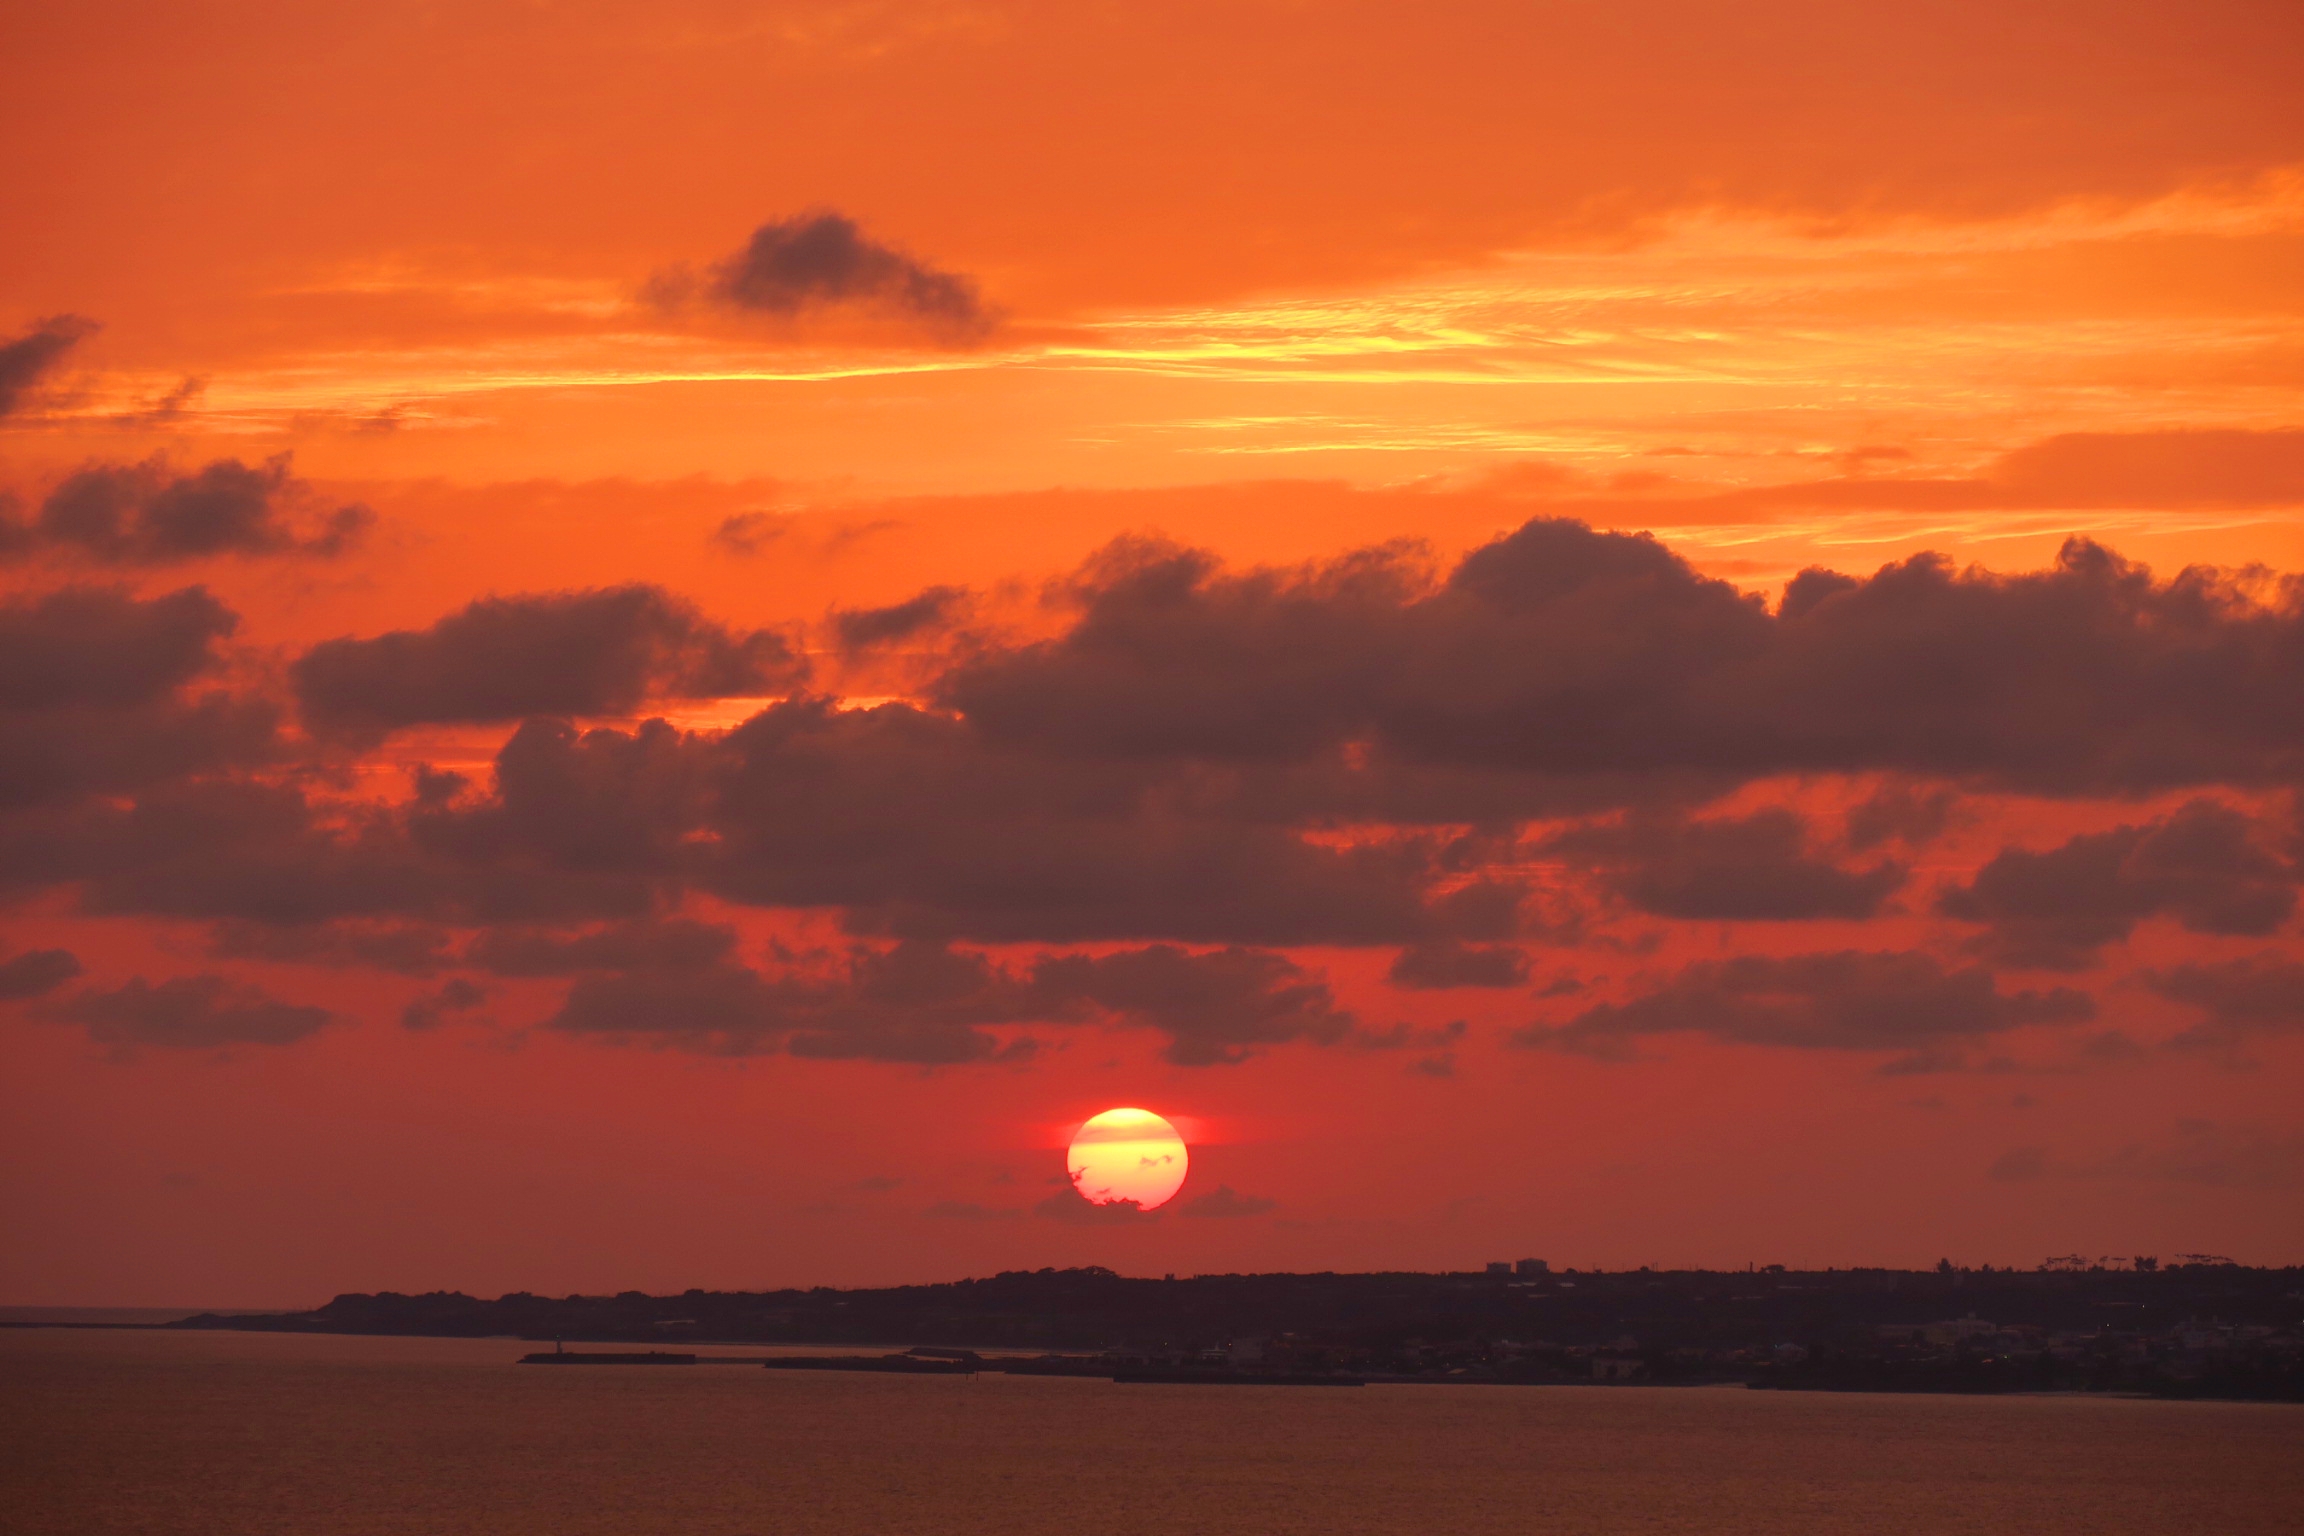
[1066,1107,1189,1211]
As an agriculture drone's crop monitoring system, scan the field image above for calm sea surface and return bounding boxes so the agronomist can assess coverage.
[5,1328,2298,1536]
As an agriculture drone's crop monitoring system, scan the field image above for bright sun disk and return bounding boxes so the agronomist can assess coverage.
[1067,1107,1189,1210]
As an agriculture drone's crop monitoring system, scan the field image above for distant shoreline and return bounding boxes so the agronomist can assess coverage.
[63,1263,2296,1404]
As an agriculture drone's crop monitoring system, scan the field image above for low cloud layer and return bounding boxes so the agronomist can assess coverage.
[11,514,2304,1074]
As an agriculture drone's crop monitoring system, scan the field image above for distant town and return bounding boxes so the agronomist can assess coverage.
[164,1258,2304,1401]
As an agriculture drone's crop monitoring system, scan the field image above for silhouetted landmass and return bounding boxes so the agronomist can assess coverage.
[169,1261,2304,1400]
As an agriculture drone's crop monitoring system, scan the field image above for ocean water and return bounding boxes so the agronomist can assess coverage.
[4,1328,2297,1536]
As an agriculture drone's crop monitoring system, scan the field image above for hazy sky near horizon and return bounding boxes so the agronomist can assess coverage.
[4,0,2303,1305]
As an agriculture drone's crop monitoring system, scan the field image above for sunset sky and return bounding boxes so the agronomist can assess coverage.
[4,0,2302,1306]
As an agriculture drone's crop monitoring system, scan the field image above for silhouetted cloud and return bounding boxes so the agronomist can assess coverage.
[54,774,657,930]
[545,938,1039,1064]
[1844,783,1957,850]
[52,975,332,1049]
[0,947,80,1000]
[293,586,804,737]
[830,585,966,652]
[1515,951,2091,1062]
[0,315,97,418]
[7,455,371,565]
[539,933,1361,1066]
[658,212,993,342]
[209,919,453,976]
[23,512,2304,1081]
[465,917,737,976]
[700,697,1471,945]
[2144,954,2304,1053]
[711,511,793,556]
[0,585,234,710]
[400,977,487,1031]
[1180,1185,1277,1217]
[0,585,273,813]
[1029,944,1356,1065]
[1386,940,1529,989]
[1939,800,2295,969]
[1543,808,1904,920]
[941,524,2304,800]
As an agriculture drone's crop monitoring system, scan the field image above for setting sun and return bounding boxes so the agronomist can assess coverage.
[1067,1108,1189,1211]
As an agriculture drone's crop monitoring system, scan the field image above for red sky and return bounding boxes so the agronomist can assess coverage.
[3,0,2302,1306]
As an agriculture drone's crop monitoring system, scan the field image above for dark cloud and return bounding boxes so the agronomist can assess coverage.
[830,586,967,652]
[209,919,453,976]
[55,517,2304,986]
[44,686,1502,951]
[465,917,736,976]
[661,212,992,341]
[12,455,371,565]
[0,585,233,710]
[711,511,793,557]
[1386,939,1530,989]
[1542,808,1904,920]
[401,977,487,1031]
[1938,800,2296,969]
[52,975,332,1050]
[938,535,1431,766]
[1515,950,2091,1062]
[23,513,2304,1081]
[941,523,2304,801]
[703,697,1469,945]
[1844,783,1957,850]
[293,586,804,737]
[0,947,81,1000]
[0,315,97,418]
[548,960,797,1054]
[1028,944,1356,1066]
[413,718,714,891]
[60,775,656,930]
[2144,954,2304,1051]
[541,932,1358,1066]
[547,938,1045,1064]
[0,585,273,813]
[1180,1185,1278,1218]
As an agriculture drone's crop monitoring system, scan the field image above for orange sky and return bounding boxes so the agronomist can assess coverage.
[3,0,2301,1305]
